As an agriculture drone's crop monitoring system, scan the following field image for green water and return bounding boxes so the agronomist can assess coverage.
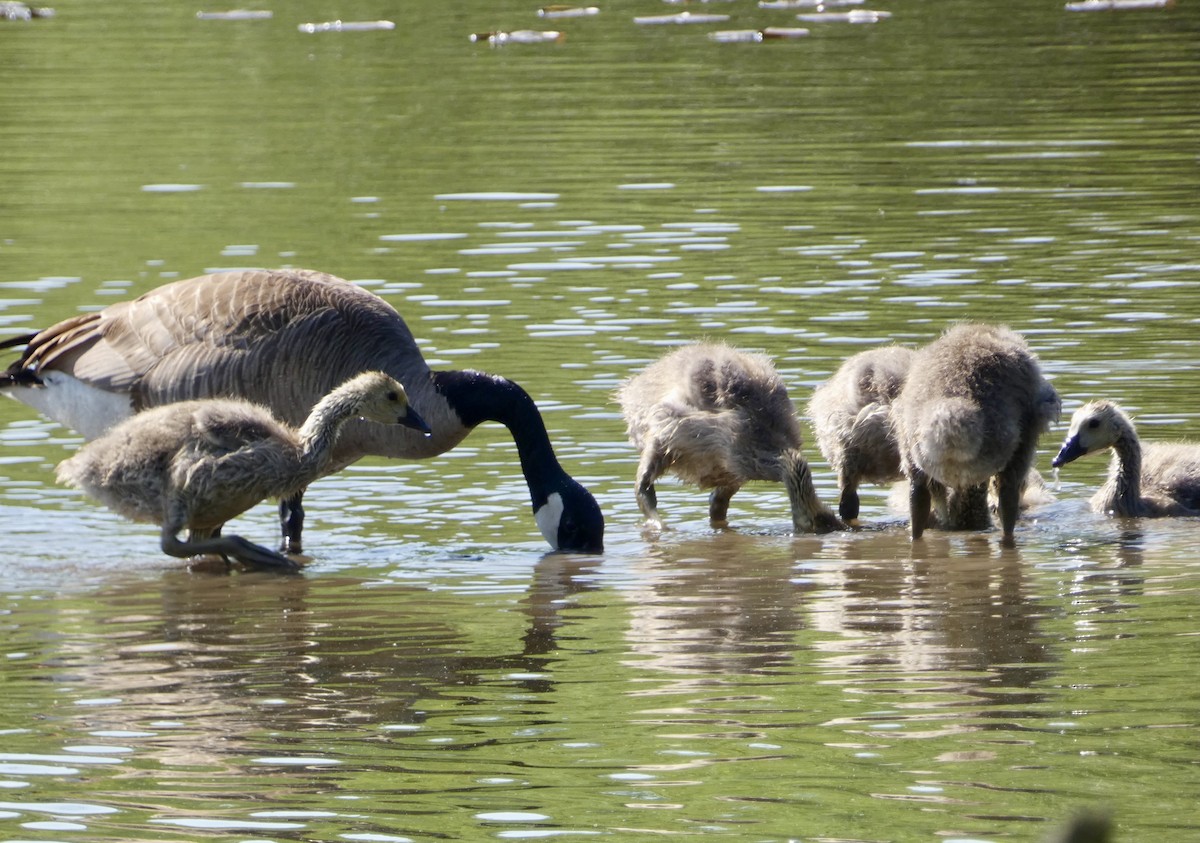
[1,0,1199,840]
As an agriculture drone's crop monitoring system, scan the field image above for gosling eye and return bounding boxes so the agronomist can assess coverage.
[387,390,399,402]
[1087,418,1101,430]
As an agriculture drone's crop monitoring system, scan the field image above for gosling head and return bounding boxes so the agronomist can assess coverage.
[1051,400,1128,468]
[351,372,432,435]
[780,450,845,534]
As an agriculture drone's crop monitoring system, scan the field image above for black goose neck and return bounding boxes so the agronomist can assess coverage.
[433,369,568,497]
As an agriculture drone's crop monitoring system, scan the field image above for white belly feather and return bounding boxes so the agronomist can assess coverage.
[2,371,134,440]
[535,491,564,547]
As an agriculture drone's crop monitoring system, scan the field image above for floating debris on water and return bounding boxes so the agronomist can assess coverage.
[1065,0,1173,9]
[0,2,53,20]
[709,26,811,42]
[634,11,732,24]
[298,19,395,33]
[141,183,205,193]
[759,0,863,7]
[470,29,565,45]
[196,9,272,20]
[797,8,891,21]
[538,5,599,18]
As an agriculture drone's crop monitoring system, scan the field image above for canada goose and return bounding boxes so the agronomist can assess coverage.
[1051,399,1200,517]
[56,371,430,570]
[808,344,914,524]
[616,342,842,533]
[892,323,1060,544]
[1,269,604,553]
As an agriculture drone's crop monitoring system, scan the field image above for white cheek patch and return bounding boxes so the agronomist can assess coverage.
[9,372,133,440]
[535,492,564,548]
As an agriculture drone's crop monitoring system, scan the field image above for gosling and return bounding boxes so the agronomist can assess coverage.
[616,342,842,533]
[808,344,914,524]
[56,371,430,571]
[892,324,1060,545]
[1052,399,1200,517]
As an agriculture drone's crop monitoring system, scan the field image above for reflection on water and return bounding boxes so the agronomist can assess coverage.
[2,524,1194,839]
[624,531,811,678]
[2,0,1199,839]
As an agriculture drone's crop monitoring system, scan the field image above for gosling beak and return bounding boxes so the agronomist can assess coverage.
[400,406,432,436]
[1051,435,1085,468]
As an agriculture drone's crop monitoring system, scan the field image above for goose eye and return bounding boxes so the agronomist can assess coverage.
[1087,418,1100,429]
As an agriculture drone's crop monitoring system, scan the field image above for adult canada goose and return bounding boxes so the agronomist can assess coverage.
[616,342,842,533]
[808,344,914,524]
[1,269,604,553]
[1051,399,1200,517]
[892,323,1060,545]
[57,371,430,571]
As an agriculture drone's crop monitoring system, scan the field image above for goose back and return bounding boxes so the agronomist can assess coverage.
[9,269,451,466]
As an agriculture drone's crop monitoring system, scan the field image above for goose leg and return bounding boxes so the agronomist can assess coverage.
[635,445,667,529]
[279,492,305,554]
[709,486,738,527]
[909,470,933,540]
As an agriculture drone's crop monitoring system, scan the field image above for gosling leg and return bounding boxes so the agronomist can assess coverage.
[162,501,299,572]
[709,486,737,527]
[995,449,1032,547]
[944,483,991,531]
[838,482,861,525]
[162,526,300,572]
[909,471,933,540]
[635,446,667,529]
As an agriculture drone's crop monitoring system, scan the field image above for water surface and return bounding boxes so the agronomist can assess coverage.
[1,0,1198,840]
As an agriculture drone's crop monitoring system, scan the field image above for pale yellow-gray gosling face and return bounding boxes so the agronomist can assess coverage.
[339,371,431,433]
[1052,400,1129,467]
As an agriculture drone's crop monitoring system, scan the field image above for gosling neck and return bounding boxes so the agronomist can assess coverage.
[297,386,369,474]
[1107,428,1144,516]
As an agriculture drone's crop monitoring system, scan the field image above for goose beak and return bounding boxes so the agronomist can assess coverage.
[400,406,432,436]
[1051,435,1084,468]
